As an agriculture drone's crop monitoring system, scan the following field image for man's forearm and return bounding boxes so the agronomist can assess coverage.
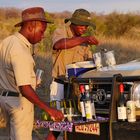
[19,85,50,113]
[53,36,88,50]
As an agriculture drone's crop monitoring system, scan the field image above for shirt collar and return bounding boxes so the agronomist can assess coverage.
[65,22,74,38]
[14,32,32,49]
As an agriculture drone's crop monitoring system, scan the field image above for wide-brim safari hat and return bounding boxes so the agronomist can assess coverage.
[65,8,96,29]
[15,7,53,27]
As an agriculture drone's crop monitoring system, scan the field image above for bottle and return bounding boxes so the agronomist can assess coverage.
[126,100,136,122]
[90,93,96,119]
[60,99,67,121]
[117,83,127,121]
[91,97,96,120]
[79,85,86,121]
[67,100,73,122]
[73,99,78,114]
[60,100,64,114]
[52,100,57,109]
[68,100,73,115]
[63,99,67,114]
[88,79,96,119]
[85,85,93,121]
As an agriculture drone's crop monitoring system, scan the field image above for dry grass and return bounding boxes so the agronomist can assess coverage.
[34,48,53,101]
[96,36,140,64]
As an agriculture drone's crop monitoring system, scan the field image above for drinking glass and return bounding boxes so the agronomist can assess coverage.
[104,50,116,67]
[36,69,44,85]
[93,52,102,69]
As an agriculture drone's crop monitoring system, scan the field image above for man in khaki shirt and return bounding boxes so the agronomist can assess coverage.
[50,9,99,101]
[48,8,98,140]
[0,7,63,140]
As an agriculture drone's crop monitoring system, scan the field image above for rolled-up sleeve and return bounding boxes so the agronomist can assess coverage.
[52,28,66,47]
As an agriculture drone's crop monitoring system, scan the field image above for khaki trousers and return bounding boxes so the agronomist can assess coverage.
[0,95,34,140]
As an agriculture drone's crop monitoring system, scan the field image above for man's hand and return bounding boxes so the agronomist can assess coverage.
[47,107,64,122]
[19,85,64,122]
[86,36,99,45]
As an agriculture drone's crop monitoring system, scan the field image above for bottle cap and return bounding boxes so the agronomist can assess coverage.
[119,83,124,93]
[85,85,89,90]
[79,85,85,93]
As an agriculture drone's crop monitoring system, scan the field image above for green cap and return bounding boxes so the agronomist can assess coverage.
[65,8,96,29]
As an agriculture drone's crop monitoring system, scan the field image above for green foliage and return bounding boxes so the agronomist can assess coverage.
[81,26,97,53]
[37,24,57,52]
[0,8,20,20]
[0,18,19,39]
[83,26,96,36]
[45,11,54,23]
[103,12,140,37]
[93,15,106,36]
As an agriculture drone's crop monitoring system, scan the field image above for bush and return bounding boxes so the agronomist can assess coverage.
[103,12,140,38]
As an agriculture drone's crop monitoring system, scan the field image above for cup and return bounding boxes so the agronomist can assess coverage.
[36,69,44,85]
[93,52,102,69]
[104,50,116,66]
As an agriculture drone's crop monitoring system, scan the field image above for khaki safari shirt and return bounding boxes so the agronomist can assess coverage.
[0,32,36,92]
[52,24,92,78]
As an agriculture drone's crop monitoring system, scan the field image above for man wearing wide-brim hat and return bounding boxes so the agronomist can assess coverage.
[64,8,96,29]
[47,8,99,140]
[0,7,64,140]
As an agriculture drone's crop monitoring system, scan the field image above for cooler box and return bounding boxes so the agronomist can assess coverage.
[66,61,96,78]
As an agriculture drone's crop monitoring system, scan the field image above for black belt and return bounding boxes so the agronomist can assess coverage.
[54,78,64,84]
[1,91,19,97]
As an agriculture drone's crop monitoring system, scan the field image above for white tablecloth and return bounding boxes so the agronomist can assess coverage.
[79,61,140,78]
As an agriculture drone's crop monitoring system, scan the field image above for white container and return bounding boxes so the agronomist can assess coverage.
[126,100,136,122]
[131,82,140,108]
[93,52,102,69]
[104,50,116,66]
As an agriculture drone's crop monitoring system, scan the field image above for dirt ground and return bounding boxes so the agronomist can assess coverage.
[0,128,63,140]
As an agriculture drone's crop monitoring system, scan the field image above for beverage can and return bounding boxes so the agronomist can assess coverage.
[126,100,136,122]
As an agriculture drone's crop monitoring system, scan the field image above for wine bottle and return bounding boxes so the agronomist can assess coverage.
[63,99,67,118]
[79,85,86,121]
[85,85,93,121]
[73,99,79,115]
[67,100,73,122]
[89,79,96,119]
[60,99,66,121]
[53,100,57,109]
[60,100,64,114]
[117,83,127,121]
[91,96,96,120]
[68,99,73,114]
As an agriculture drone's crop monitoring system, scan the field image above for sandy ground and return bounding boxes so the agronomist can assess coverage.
[0,128,63,140]
[0,135,63,140]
